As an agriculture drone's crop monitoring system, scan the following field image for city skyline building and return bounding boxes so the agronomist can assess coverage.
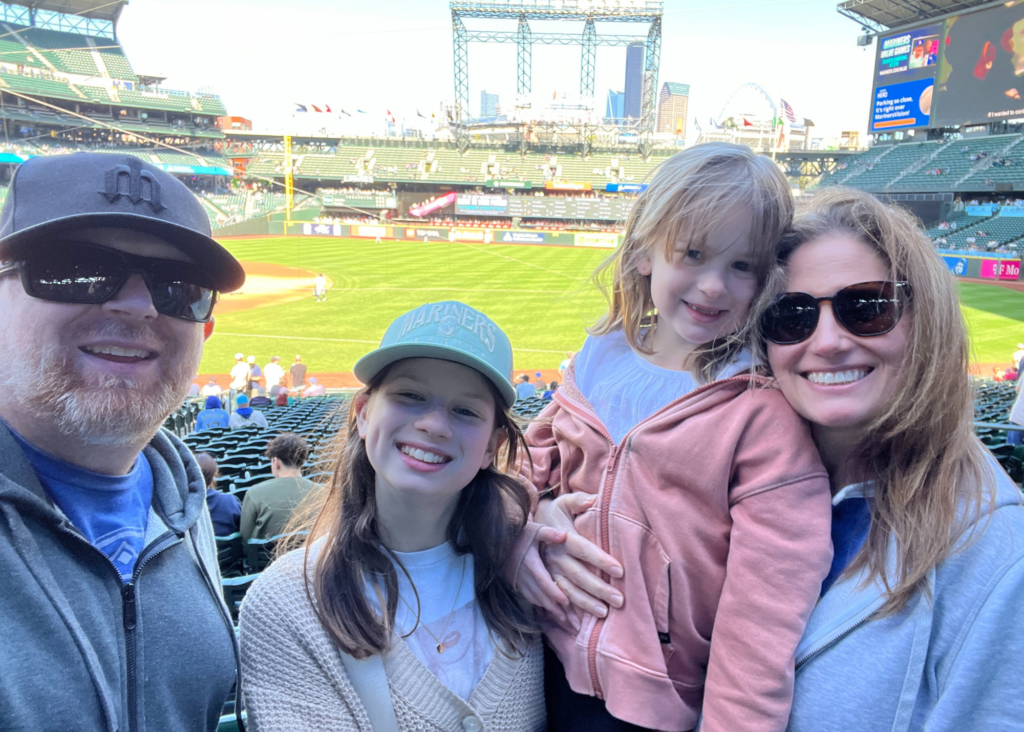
[605,90,624,123]
[480,90,499,117]
[656,82,690,135]
[623,43,644,120]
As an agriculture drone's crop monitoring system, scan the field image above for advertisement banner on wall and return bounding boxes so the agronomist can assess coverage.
[352,225,391,239]
[605,183,648,193]
[1001,260,1022,280]
[1000,206,1024,217]
[965,204,998,216]
[941,255,969,276]
[980,259,1003,279]
[449,228,494,243]
[301,223,344,237]
[456,194,509,215]
[545,181,592,191]
[403,227,448,241]
[574,232,620,248]
[500,231,546,244]
[870,76,934,131]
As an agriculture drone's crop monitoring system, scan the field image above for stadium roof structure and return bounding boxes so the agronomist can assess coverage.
[837,0,997,33]
[1,0,127,22]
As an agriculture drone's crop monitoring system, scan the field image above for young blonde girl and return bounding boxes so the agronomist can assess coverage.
[240,301,545,731]
[512,143,834,732]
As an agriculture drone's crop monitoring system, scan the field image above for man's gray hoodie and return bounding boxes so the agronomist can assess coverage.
[0,423,238,732]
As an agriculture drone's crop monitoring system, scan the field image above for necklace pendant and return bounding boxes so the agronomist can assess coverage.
[436,642,445,654]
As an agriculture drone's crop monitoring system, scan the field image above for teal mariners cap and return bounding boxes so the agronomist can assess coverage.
[353,301,517,407]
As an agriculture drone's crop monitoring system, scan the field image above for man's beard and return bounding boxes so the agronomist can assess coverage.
[2,319,202,446]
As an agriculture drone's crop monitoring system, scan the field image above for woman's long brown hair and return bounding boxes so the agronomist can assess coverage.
[280,365,536,658]
[752,187,997,615]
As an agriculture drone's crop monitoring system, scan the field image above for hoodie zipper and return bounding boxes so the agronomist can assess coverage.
[122,531,180,732]
[554,374,760,699]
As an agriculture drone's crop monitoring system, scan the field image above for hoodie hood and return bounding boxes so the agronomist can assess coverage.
[205,395,222,410]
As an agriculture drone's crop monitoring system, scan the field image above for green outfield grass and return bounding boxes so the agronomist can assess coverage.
[959,282,1024,364]
[201,236,612,375]
[199,237,1024,376]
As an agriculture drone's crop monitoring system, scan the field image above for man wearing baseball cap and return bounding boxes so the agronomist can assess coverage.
[0,154,243,730]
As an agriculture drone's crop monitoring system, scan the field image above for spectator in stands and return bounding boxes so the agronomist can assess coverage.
[196,452,241,537]
[540,187,1024,729]
[229,351,248,394]
[250,387,273,408]
[188,377,201,397]
[239,432,315,543]
[196,395,230,431]
[0,154,241,729]
[275,387,292,407]
[239,302,543,729]
[534,373,547,393]
[246,355,263,393]
[290,354,307,389]
[302,376,326,397]
[263,355,285,390]
[229,394,269,430]
[543,381,559,399]
[515,373,536,400]
[1013,342,1024,370]
[201,376,222,397]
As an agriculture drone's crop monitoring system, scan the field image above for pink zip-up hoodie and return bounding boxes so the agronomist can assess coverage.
[515,362,833,732]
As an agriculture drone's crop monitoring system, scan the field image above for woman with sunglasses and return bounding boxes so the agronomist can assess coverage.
[525,187,1024,729]
[753,187,1024,729]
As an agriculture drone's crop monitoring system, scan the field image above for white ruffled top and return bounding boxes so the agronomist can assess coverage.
[573,329,753,444]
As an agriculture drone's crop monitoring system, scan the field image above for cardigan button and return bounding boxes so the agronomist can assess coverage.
[462,715,483,732]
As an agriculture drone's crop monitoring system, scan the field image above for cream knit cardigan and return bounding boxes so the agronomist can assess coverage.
[239,548,546,732]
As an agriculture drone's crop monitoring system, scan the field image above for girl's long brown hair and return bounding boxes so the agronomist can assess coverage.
[281,365,536,658]
[590,142,794,382]
[753,187,996,614]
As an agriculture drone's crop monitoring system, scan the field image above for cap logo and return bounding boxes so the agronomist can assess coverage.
[99,157,166,213]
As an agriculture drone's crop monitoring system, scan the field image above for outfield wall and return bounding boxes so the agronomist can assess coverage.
[281,222,623,248]
[941,253,1023,281]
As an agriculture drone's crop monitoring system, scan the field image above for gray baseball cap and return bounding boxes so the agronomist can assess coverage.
[353,301,517,407]
[0,152,245,292]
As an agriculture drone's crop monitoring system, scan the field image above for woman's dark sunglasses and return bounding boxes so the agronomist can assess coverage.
[761,281,911,345]
[0,242,218,323]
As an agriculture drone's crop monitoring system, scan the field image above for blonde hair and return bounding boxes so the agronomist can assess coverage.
[590,142,793,381]
[753,187,994,614]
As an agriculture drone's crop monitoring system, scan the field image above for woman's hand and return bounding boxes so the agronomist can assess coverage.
[517,493,624,629]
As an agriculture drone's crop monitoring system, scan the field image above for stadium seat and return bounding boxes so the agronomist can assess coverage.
[220,574,259,621]
[216,532,244,578]
[245,531,309,573]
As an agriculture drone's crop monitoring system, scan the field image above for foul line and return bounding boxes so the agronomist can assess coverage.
[214,332,564,354]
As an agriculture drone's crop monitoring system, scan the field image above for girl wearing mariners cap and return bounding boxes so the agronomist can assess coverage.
[239,301,548,731]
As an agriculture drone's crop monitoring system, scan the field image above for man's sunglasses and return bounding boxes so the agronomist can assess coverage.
[0,242,218,323]
[761,281,911,346]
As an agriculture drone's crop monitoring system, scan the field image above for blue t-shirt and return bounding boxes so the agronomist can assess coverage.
[10,429,153,582]
[195,408,230,431]
[821,491,872,596]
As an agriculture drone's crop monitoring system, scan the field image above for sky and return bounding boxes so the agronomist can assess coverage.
[115,0,877,142]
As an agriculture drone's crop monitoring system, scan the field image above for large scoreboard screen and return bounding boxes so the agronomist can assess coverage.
[870,1,1024,131]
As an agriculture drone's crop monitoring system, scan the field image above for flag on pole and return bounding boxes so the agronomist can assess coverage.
[340,109,352,117]
[295,104,308,113]
[311,105,322,113]
[709,117,723,130]
[742,118,754,127]
[779,99,797,124]
[325,105,332,113]
[417,109,426,118]
[357,109,367,114]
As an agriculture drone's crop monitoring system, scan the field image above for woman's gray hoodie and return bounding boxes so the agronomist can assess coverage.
[0,423,238,732]
[789,457,1024,731]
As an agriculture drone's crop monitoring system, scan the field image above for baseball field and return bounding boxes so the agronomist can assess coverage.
[199,236,1024,382]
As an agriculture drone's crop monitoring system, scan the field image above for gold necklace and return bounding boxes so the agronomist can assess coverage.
[399,555,467,654]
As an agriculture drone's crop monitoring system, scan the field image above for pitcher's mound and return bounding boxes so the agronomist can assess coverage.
[217,262,331,313]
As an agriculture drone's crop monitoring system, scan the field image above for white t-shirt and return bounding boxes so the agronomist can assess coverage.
[264,363,285,388]
[229,362,249,390]
[373,542,496,701]
[574,329,752,444]
[201,383,222,397]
